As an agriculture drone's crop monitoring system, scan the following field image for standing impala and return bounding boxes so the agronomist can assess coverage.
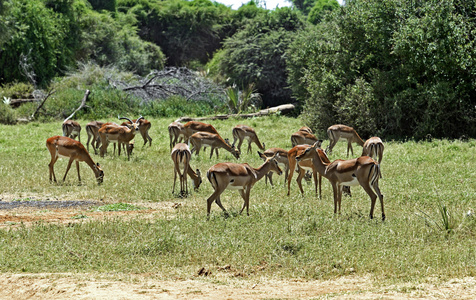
[258,148,289,186]
[46,136,104,184]
[168,122,185,150]
[291,129,320,147]
[326,124,365,156]
[287,143,325,198]
[362,137,384,164]
[98,117,143,160]
[206,153,282,217]
[296,142,385,220]
[232,125,265,154]
[62,120,82,142]
[171,143,202,195]
[190,131,240,159]
[121,118,152,147]
[85,121,104,154]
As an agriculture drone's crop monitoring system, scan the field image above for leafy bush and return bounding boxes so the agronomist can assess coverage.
[0,103,17,124]
[292,0,476,139]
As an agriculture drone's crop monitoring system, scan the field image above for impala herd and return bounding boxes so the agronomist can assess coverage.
[47,118,386,221]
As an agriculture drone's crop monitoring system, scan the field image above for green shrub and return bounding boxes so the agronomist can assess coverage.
[0,103,17,124]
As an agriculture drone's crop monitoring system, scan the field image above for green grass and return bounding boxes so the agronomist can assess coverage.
[0,116,475,285]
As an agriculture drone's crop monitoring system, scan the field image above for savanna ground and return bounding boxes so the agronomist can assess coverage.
[0,116,475,299]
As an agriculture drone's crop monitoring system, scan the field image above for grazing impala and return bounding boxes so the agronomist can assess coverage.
[46,136,104,184]
[232,125,265,154]
[171,143,202,195]
[326,124,365,156]
[168,122,186,150]
[362,137,384,164]
[287,143,325,198]
[85,121,104,154]
[121,118,152,147]
[296,142,385,220]
[62,120,82,142]
[291,129,320,147]
[206,153,282,217]
[183,121,219,142]
[258,148,289,186]
[299,126,313,134]
[98,117,143,160]
[190,131,240,159]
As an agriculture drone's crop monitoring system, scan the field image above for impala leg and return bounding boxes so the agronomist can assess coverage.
[296,168,306,195]
[360,181,377,219]
[372,181,385,220]
[247,141,252,154]
[266,172,274,186]
[209,147,214,159]
[312,170,318,196]
[183,164,189,196]
[287,160,296,196]
[75,160,81,183]
[63,157,75,182]
[331,183,339,214]
[147,132,152,147]
[237,140,244,154]
[48,156,59,183]
[207,187,227,217]
[238,190,247,215]
[318,173,322,199]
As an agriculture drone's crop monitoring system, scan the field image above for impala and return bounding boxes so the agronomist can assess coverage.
[62,120,82,142]
[121,118,152,147]
[232,125,265,154]
[171,143,202,195]
[85,121,104,154]
[299,126,313,134]
[168,122,185,150]
[326,124,365,156]
[287,144,326,198]
[296,142,385,220]
[183,121,219,142]
[291,130,320,147]
[362,136,384,164]
[190,131,240,159]
[46,136,104,184]
[206,153,282,217]
[98,117,143,160]
[258,148,289,186]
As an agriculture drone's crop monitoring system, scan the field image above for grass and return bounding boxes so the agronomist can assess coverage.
[0,116,475,285]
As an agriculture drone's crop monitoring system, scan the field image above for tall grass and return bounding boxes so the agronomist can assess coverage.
[0,117,475,284]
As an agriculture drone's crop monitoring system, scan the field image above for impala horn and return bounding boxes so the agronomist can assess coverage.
[118,116,134,124]
[136,115,144,123]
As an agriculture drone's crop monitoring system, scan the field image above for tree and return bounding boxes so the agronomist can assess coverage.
[289,0,476,139]
[209,7,305,107]
[307,0,339,24]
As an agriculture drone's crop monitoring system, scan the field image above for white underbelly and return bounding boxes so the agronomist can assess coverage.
[301,166,313,172]
[227,184,244,190]
[58,154,71,159]
[340,177,359,186]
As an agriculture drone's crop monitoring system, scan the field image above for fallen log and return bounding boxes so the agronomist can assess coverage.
[175,103,297,123]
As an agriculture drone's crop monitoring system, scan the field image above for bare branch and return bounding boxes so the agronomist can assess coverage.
[64,90,90,122]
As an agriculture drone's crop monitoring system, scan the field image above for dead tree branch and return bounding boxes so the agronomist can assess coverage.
[64,90,90,122]
[174,103,297,123]
[31,89,55,119]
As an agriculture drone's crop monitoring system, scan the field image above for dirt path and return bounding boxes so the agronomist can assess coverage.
[1,199,475,299]
[0,273,475,299]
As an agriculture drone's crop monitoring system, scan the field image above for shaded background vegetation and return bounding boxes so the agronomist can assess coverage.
[1,0,475,139]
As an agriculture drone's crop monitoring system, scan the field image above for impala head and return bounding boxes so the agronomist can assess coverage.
[119,116,141,134]
[259,152,282,175]
[194,169,202,190]
[94,162,104,184]
[296,142,320,162]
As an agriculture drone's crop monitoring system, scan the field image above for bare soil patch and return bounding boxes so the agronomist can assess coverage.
[0,199,474,299]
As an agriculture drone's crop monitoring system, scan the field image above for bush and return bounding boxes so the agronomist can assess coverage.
[0,103,17,124]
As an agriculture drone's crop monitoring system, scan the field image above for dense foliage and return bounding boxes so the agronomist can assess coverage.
[289,0,476,139]
[0,0,474,139]
[208,7,305,107]
[0,0,164,87]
